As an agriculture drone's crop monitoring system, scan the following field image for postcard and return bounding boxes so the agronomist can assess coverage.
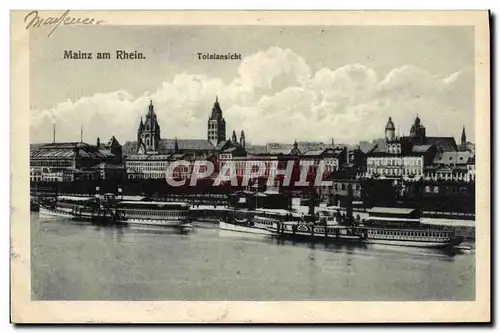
[11,10,490,323]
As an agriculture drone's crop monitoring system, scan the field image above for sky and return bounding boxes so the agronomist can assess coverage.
[29,25,475,145]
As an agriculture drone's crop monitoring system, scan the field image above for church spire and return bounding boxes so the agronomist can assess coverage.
[174,137,179,153]
[232,130,238,143]
[240,130,246,149]
[461,125,467,147]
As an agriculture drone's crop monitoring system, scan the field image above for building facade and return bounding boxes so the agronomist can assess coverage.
[30,140,122,182]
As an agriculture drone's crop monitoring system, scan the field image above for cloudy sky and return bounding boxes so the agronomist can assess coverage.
[30,25,474,145]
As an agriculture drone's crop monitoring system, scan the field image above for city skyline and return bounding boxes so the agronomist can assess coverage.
[30,25,475,145]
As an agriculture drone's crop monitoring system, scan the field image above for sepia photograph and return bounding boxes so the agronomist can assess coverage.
[11,10,490,323]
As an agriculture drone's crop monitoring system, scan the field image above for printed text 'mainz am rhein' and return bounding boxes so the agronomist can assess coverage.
[63,50,146,60]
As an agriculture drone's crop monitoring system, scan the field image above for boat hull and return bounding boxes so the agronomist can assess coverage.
[118,218,192,230]
[364,236,463,249]
[39,206,97,221]
[39,206,122,224]
[219,221,275,236]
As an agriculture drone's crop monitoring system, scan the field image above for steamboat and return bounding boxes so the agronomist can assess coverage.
[359,206,463,248]
[268,208,368,243]
[39,195,117,223]
[114,200,192,231]
[38,193,193,231]
[218,189,287,235]
[219,208,293,236]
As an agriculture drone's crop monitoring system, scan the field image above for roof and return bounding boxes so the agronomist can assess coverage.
[159,138,214,152]
[266,142,330,155]
[99,149,116,157]
[424,137,458,152]
[303,149,324,156]
[412,145,433,153]
[30,142,108,160]
[245,145,267,154]
[223,147,239,153]
[214,140,229,150]
[125,154,171,161]
[105,136,121,147]
[368,207,416,215]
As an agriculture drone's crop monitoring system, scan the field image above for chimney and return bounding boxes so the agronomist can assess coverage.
[97,137,101,148]
[52,122,56,143]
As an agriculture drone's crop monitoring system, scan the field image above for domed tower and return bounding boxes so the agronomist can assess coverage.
[207,96,227,146]
[385,117,396,142]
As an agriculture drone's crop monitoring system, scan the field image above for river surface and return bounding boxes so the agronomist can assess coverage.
[31,213,475,301]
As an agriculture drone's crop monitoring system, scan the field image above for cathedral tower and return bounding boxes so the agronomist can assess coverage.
[137,100,161,154]
[207,96,226,146]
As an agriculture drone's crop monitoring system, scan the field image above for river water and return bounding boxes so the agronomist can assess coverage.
[31,213,475,301]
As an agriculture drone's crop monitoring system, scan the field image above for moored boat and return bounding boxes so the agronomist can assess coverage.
[39,195,117,224]
[114,200,193,231]
[268,208,367,243]
[218,208,280,236]
[359,206,463,248]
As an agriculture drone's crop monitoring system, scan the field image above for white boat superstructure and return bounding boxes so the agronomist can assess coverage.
[361,206,463,248]
[115,201,192,230]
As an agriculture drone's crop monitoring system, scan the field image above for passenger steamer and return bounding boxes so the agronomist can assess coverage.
[39,194,192,231]
[360,206,463,248]
[39,195,115,222]
[268,208,368,243]
[114,200,192,231]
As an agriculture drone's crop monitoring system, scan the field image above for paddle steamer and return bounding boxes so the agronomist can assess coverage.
[39,193,193,231]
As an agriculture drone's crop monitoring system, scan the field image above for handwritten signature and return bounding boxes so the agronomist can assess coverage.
[24,10,104,37]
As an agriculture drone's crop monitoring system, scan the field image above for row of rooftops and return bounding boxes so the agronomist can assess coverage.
[122,139,343,156]
[30,142,118,160]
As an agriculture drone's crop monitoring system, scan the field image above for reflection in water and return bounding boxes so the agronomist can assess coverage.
[31,214,475,301]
